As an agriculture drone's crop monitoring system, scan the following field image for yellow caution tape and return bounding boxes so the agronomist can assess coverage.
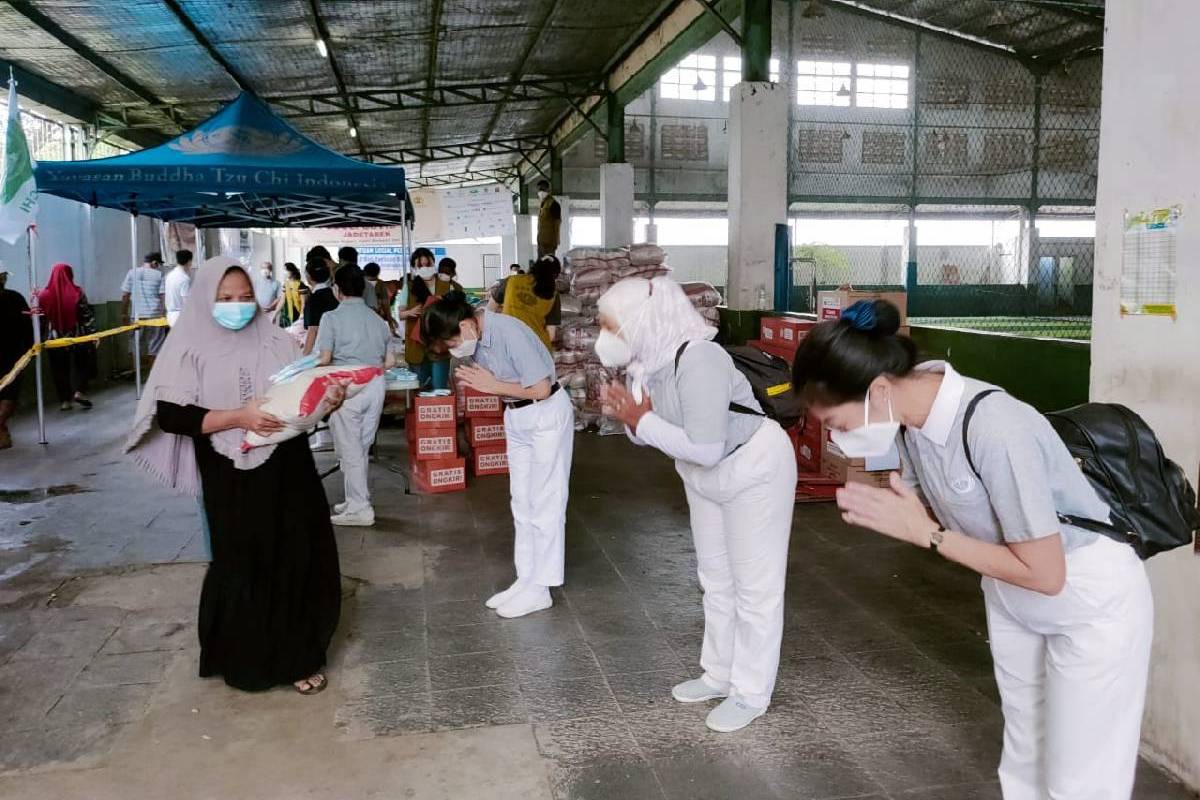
[0,317,168,394]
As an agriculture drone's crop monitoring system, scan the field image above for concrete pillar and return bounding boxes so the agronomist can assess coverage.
[601,164,635,249]
[644,223,658,245]
[1089,1,1200,790]
[727,82,788,310]
[501,233,517,267]
[904,214,918,291]
[515,215,535,267]
[557,197,572,258]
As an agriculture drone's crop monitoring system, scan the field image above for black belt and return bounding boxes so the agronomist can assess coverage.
[506,382,560,410]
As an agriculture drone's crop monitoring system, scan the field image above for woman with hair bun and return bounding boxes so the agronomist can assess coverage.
[421,290,575,619]
[793,299,1152,800]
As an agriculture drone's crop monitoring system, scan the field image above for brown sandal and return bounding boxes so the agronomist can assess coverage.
[293,673,328,695]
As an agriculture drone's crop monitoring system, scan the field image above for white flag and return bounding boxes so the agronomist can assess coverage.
[0,75,38,245]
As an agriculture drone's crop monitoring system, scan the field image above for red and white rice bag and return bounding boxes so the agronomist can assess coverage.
[242,365,384,450]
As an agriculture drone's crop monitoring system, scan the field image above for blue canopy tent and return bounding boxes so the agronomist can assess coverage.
[33,92,410,228]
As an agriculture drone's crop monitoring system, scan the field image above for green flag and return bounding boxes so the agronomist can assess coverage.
[0,74,38,245]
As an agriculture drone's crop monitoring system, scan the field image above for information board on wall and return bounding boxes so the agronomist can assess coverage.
[1120,205,1180,318]
[440,184,515,239]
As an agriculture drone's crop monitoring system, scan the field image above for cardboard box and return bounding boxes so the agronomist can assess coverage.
[412,430,458,461]
[411,394,458,429]
[412,457,467,494]
[467,418,506,447]
[470,444,509,476]
[820,441,895,489]
[761,317,815,344]
[816,290,908,325]
[462,387,504,419]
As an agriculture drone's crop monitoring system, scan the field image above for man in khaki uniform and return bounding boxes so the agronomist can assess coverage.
[536,179,561,258]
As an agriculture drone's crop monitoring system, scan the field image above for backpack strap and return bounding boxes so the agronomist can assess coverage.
[673,341,764,417]
[961,389,1002,479]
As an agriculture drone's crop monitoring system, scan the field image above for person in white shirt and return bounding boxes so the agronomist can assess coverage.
[255,262,282,315]
[121,251,167,364]
[164,249,193,327]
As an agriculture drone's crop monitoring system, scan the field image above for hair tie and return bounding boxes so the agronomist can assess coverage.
[841,301,877,332]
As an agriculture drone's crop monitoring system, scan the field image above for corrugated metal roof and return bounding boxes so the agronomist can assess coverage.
[0,0,1104,185]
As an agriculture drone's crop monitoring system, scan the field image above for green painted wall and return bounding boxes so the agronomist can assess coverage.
[909,325,1091,412]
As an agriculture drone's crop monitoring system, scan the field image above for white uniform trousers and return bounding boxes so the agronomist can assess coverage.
[675,419,797,709]
[504,388,575,587]
[983,534,1153,800]
[328,375,385,515]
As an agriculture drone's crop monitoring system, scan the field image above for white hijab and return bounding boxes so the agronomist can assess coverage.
[597,276,715,391]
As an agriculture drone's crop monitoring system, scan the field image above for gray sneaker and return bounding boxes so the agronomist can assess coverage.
[671,677,729,704]
[705,697,765,733]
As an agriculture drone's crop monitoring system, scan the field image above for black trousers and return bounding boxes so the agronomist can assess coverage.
[48,344,96,403]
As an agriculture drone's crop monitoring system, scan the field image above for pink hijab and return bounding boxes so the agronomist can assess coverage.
[125,256,300,496]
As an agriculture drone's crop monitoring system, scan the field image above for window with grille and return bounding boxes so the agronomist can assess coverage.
[660,124,709,161]
[861,130,907,165]
[797,128,846,164]
[922,130,968,168]
[1041,133,1091,169]
[920,75,970,108]
[659,54,717,101]
[984,133,1029,170]
[796,60,852,106]
[721,56,781,101]
[856,63,909,109]
[593,123,646,161]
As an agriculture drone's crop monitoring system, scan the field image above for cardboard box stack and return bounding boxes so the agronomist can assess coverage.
[461,387,508,478]
[748,315,816,365]
[816,289,910,336]
[407,395,466,493]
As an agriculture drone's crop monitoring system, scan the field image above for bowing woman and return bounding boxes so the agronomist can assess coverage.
[126,257,346,695]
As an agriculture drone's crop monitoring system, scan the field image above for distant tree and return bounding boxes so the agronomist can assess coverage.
[793,244,851,283]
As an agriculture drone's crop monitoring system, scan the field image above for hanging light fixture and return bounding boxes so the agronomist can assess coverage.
[628,118,643,135]
[315,36,329,58]
[836,82,851,98]
[349,125,358,138]
[693,75,707,92]
[801,0,826,19]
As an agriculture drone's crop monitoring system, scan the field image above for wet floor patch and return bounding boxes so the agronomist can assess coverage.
[0,484,89,504]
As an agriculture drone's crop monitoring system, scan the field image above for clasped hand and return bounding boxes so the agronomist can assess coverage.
[600,381,653,430]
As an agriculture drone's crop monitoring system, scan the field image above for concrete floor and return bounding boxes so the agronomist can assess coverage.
[0,385,1195,800]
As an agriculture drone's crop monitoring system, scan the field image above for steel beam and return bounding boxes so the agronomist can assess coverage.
[742,0,772,83]
[697,0,743,46]
[468,0,566,171]
[366,135,549,165]
[306,0,367,159]
[420,0,444,153]
[406,167,520,189]
[606,97,625,164]
[4,0,184,132]
[161,0,253,93]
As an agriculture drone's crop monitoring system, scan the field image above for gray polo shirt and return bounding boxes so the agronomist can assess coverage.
[898,361,1107,551]
[315,297,391,366]
[644,340,763,460]
[473,309,555,400]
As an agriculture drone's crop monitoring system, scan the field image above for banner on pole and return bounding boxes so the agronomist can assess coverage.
[0,72,38,246]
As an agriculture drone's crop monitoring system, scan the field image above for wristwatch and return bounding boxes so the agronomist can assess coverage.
[929,526,945,553]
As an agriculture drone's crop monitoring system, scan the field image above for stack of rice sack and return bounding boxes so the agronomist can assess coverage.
[681,281,723,327]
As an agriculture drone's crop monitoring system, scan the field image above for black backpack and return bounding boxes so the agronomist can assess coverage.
[674,342,805,429]
[964,390,1199,559]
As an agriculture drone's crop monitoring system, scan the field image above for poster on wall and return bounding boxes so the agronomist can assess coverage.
[440,184,515,240]
[1120,205,1180,318]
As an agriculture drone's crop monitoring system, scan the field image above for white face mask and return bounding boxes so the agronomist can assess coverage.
[449,322,478,359]
[415,266,436,281]
[538,191,548,201]
[436,273,452,282]
[594,330,632,368]
[829,391,901,458]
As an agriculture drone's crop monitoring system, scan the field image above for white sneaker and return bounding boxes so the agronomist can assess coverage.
[705,697,766,733]
[671,677,729,704]
[331,508,375,527]
[485,579,527,609]
[333,501,348,515]
[495,585,552,619]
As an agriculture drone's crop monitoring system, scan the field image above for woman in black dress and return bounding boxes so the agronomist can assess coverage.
[126,256,344,694]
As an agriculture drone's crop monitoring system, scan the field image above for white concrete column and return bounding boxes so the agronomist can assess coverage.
[515,215,535,267]
[557,196,572,258]
[501,233,517,267]
[1089,2,1200,790]
[600,163,635,249]
[643,222,658,245]
[727,82,788,310]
